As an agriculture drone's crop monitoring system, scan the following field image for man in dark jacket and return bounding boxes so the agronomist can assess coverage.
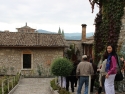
[66,62,76,92]
[90,58,97,92]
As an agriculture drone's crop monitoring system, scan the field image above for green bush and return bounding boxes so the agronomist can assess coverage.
[51,58,73,76]
[9,82,13,90]
[0,79,2,87]
[50,79,59,90]
[94,81,99,88]
[0,87,2,94]
[50,79,70,94]
[58,88,70,94]
[4,85,8,94]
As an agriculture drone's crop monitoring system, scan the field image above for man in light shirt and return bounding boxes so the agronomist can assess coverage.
[76,55,94,94]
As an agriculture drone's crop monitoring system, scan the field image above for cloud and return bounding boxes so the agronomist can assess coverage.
[0,0,99,33]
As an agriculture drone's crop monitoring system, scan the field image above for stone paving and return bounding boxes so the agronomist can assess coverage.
[12,78,53,94]
[11,78,125,94]
[69,83,125,94]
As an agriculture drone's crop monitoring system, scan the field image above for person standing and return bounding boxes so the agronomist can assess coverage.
[105,45,117,94]
[76,55,94,94]
[66,63,75,93]
[74,60,80,87]
[90,58,97,93]
[66,60,79,92]
[96,53,107,94]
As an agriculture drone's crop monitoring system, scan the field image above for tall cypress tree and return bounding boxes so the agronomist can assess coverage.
[62,29,65,38]
[58,27,61,34]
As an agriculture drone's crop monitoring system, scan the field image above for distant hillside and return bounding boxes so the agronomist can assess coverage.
[37,29,94,40]
[64,32,93,40]
[36,29,56,33]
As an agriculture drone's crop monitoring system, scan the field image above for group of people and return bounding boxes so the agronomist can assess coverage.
[65,44,125,94]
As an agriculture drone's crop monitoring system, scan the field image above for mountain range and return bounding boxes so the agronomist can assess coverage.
[37,29,94,40]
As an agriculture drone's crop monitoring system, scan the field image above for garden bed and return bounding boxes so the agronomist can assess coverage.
[50,79,71,94]
[0,74,20,94]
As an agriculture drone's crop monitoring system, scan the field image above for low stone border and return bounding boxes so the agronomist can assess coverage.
[8,84,19,94]
[49,86,59,94]
[24,76,54,78]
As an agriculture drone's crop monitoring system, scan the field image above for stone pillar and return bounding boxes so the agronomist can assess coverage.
[81,24,87,41]
[118,7,125,51]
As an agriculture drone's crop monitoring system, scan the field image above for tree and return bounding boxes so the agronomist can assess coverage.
[51,58,73,87]
[88,0,125,63]
[51,58,73,76]
[62,29,64,38]
[58,27,61,34]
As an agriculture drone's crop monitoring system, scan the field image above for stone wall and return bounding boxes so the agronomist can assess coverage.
[0,48,64,76]
[118,7,125,51]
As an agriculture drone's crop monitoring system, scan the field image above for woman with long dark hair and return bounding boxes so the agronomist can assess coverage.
[105,44,117,94]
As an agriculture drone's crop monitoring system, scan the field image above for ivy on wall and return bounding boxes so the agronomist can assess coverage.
[89,0,125,63]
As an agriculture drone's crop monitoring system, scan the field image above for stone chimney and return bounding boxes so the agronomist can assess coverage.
[81,24,87,41]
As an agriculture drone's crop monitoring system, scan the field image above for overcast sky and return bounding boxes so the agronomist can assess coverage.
[0,0,99,33]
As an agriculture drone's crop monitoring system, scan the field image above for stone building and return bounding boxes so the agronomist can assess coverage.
[76,7,125,59]
[65,24,94,61]
[81,24,94,59]
[16,23,36,33]
[63,7,125,62]
[0,24,66,76]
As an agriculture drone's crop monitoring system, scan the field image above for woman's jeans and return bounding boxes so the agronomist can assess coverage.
[77,76,89,94]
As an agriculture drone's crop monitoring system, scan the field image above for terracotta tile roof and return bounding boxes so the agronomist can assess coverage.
[82,40,94,45]
[16,23,36,30]
[16,25,36,30]
[0,32,66,47]
[86,36,94,40]
[82,36,94,45]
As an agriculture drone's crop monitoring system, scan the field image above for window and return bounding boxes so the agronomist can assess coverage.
[23,54,31,69]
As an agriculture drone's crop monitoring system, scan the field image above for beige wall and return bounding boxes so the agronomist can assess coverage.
[0,48,64,76]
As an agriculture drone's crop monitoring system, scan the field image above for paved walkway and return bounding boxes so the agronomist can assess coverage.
[12,78,52,94]
[11,78,125,94]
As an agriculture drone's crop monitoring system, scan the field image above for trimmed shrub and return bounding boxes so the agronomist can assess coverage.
[51,58,73,76]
